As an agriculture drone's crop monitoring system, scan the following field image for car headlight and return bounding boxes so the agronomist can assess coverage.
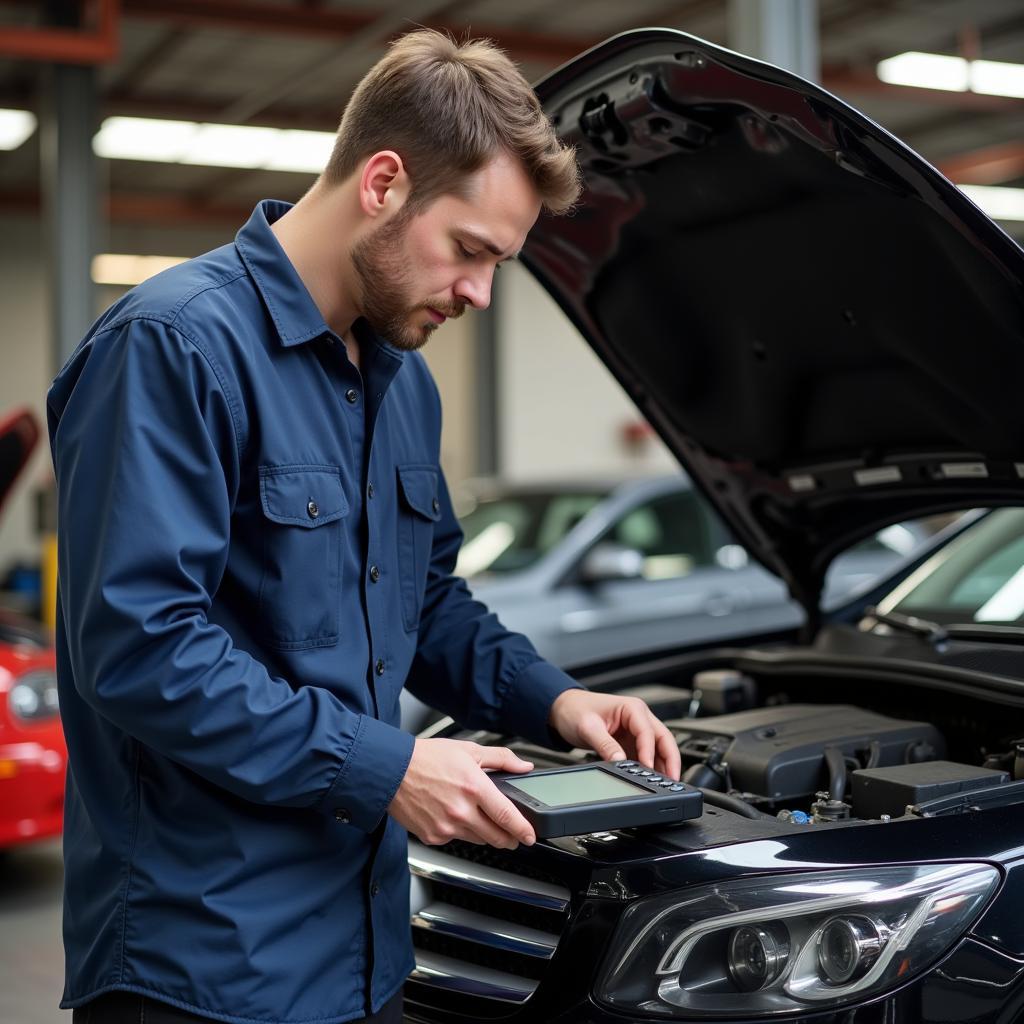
[595,862,999,1018]
[9,670,59,721]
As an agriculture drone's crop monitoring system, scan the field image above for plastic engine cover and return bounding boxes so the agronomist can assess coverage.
[672,705,945,803]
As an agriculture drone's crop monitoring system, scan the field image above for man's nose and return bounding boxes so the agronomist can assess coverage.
[454,267,493,311]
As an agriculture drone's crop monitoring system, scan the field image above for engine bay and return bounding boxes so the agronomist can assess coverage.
[497,645,1024,832]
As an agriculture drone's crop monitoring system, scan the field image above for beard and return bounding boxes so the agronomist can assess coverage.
[349,211,464,351]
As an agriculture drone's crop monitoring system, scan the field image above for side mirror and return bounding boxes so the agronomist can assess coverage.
[579,543,645,584]
[715,544,749,570]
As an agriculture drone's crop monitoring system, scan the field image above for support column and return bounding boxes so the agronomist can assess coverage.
[727,0,819,81]
[474,284,500,477]
[41,2,99,371]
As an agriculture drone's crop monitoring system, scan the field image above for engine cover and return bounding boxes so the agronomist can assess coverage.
[672,705,945,803]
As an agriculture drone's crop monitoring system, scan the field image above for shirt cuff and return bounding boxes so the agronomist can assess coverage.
[498,659,584,749]
[319,715,415,833]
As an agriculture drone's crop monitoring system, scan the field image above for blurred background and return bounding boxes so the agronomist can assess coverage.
[0,1,1022,1020]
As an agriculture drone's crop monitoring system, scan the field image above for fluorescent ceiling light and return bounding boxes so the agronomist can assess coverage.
[93,117,197,162]
[958,184,1024,222]
[92,253,189,286]
[877,51,969,92]
[92,116,334,173]
[0,109,37,150]
[970,59,1024,99]
[878,51,1024,99]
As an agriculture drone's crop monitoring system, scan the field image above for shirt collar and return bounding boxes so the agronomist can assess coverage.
[234,199,330,348]
[235,199,406,367]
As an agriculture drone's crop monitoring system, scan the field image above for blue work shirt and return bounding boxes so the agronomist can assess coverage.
[47,199,580,1024]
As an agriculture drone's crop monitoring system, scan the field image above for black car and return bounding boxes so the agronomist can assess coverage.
[402,28,1024,1024]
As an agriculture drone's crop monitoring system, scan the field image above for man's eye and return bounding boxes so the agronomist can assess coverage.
[458,243,477,259]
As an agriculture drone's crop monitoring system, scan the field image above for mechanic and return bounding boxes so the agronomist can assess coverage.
[47,28,682,1024]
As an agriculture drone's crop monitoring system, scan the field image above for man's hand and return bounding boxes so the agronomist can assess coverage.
[549,689,682,780]
[389,738,537,849]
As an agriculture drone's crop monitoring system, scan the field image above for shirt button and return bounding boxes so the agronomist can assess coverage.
[371,882,380,897]
[375,658,385,676]
[369,565,380,583]
[307,500,319,519]
[432,497,440,513]
[345,388,358,404]
[334,808,350,823]
[367,482,375,498]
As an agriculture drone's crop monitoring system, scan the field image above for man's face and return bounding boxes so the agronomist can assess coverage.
[350,151,542,350]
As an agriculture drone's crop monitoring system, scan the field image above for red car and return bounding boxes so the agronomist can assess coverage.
[0,407,64,847]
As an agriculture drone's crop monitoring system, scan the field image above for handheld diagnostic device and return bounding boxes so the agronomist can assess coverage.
[490,760,703,838]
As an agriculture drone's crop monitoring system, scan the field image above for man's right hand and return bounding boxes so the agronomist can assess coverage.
[389,738,537,849]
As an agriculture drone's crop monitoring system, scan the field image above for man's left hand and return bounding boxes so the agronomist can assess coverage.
[548,689,682,780]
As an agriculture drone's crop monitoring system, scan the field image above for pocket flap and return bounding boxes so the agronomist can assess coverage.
[397,465,441,522]
[259,465,349,527]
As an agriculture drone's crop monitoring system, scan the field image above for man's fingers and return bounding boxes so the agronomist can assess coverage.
[478,777,536,845]
[620,701,656,768]
[476,745,534,774]
[575,712,627,763]
[653,718,682,780]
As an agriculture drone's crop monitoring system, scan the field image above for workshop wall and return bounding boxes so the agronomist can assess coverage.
[496,260,676,483]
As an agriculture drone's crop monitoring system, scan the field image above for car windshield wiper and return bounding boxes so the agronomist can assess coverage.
[866,608,1024,648]
[865,608,949,650]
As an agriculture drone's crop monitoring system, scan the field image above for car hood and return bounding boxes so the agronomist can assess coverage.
[0,407,39,515]
[526,28,1024,624]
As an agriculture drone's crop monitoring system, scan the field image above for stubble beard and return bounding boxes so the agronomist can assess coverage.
[350,212,462,352]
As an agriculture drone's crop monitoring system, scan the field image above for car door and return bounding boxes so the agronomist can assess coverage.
[554,488,791,667]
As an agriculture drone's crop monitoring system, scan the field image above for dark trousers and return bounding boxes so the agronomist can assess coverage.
[72,988,405,1023]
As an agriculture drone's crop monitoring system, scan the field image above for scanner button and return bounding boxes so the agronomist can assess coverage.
[616,761,637,768]
[670,784,685,792]
[638,770,653,777]
[626,768,643,774]
[648,775,663,783]
[658,780,674,787]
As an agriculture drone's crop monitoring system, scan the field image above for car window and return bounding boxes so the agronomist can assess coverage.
[609,491,715,580]
[455,491,607,577]
[884,508,1024,624]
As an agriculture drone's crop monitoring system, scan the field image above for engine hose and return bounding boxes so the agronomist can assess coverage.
[698,787,775,820]
[824,745,847,802]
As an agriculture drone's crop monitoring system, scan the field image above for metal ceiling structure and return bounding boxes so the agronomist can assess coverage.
[0,0,1022,239]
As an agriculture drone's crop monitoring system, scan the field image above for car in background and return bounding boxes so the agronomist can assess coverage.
[402,27,1024,1024]
[453,474,935,668]
[0,408,64,848]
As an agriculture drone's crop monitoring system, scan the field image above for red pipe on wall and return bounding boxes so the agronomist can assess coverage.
[0,0,119,65]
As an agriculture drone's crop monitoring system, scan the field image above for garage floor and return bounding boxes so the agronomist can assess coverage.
[0,840,67,1023]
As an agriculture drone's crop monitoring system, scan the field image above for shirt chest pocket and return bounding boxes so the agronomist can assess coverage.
[396,465,441,632]
[258,465,349,650]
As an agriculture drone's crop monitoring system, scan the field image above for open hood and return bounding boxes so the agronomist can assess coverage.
[0,407,39,516]
[526,29,1024,627]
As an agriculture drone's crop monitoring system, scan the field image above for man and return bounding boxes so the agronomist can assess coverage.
[48,29,681,1024]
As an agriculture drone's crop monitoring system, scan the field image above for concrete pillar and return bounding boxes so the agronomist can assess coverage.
[727,0,820,82]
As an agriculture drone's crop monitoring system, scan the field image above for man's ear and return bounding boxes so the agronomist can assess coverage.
[358,150,410,220]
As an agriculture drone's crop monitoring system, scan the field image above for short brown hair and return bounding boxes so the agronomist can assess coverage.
[322,28,580,215]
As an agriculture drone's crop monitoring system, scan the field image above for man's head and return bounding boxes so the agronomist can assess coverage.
[321,29,580,350]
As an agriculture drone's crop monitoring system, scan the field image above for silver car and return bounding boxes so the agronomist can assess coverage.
[452,474,931,669]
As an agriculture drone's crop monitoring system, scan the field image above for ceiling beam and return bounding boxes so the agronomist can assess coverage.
[123,0,602,64]
[0,0,120,64]
[0,186,255,226]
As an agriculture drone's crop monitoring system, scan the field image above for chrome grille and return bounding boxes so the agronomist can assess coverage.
[408,839,571,1005]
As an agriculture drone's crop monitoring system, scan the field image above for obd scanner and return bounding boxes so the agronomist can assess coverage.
[490,760,703,838]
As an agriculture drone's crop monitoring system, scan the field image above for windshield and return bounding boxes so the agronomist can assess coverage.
[880,508,1024,626]
[455,490,608,577]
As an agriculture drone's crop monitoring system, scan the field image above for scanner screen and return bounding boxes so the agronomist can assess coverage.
[506,767,649,806]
